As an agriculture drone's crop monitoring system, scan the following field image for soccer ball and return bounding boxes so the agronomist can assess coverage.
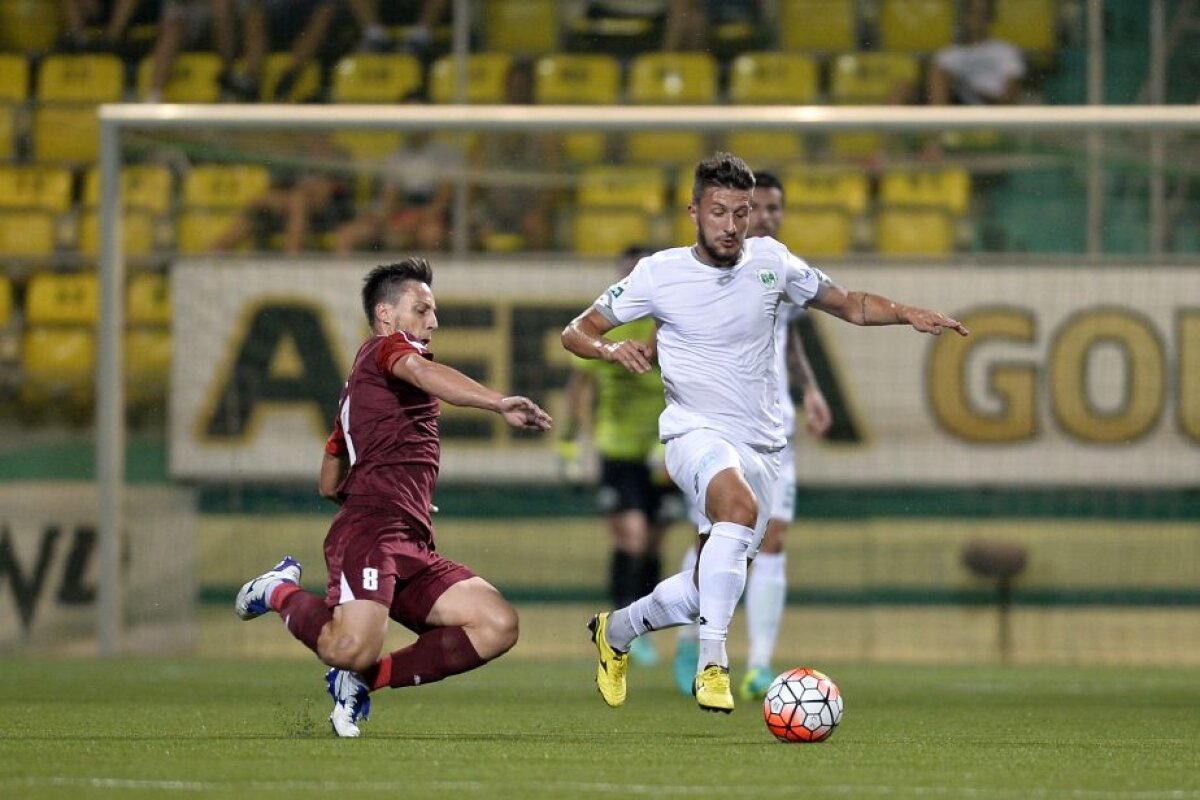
[762,668,843,743]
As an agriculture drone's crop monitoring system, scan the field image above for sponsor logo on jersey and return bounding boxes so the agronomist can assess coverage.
[757,269,778,289]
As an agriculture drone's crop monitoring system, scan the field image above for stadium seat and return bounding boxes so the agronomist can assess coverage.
[778,0,857,51]
[628,53,717,104]
[331,53,423,102]
[127,272,171,325]
[0,272,11,326]
[83,164,174,214]
[577,165,668,215]
[573,208,652,257]
[728,52,819,105]
[0,0,61,52]
[124,327,171,407]
[21,326,95,409]
[78,209,157,257]
[534,54,621,164]
[879,168,971,215]
[484,0,559,55]
[777,209,853,257]
[782,168,870,215]
[626,131,708,167]
[829,53,921,104]
[182,164,271,209]
[258,54,321,103]
[879,0,955,52]
[430,53,514,104]
[875,208,954,256]
[25,271,100,325]
[992,0,1057,52]
[725,131,806,166]
[177,209,241,253]
[0,54,29,103]
[0,104,15,160]
[136,52,223,102]
[0,165,73,213]
[32,105,99,162]
[36,54,125,103]
[0,210,56,256]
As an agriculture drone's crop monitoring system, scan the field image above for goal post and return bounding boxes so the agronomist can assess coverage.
[93,103,1200,656]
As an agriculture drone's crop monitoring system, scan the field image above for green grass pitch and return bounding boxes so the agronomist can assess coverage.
[1,657,1198,799]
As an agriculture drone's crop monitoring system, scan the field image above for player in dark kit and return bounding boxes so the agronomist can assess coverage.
[235,258,553,737]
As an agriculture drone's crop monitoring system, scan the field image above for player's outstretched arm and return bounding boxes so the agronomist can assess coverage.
[393,354,552,430]
[809,284,969,337]
[562,307,654,374]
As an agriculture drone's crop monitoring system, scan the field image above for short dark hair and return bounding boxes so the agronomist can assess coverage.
[692,151,755,205]
[362,258,433,324]
[754,169,783,195]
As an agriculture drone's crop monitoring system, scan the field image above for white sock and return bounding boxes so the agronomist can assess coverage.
[696,522,753,670]
[676,545,699,645]
[606,571,699,652]
[745,551,786,671]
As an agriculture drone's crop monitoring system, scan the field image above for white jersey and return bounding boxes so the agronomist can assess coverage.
[934,38,1026,104]
[594,237,827,450]
[775,303,807,435]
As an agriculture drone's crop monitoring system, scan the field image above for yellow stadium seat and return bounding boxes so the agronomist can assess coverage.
[728,53,819,104]
[124,327,171,407]
[177,209,241,254]
[779,0,857,51]
[21,326,95,409]
[830,53,921,104]
[0,104,15,160]
[777,209,853,257]
[0,165,73,213]
[484,0,559,55]
[992,0,1057,52]
[875,208,954,256]
[32,105,99,162]
[0,0,62,52]
[782,168,869,215]
[673,211,695,246]
[83,164,174,213]
[0,54,29,103]
[628,53,717,104]
[136,52,223,102]
[573,208,651,257]
[258,54,321,102]
[0,273,11,326]
[880,0,955,51]
[725,131,806,166]
[534,54,620,104]
[879,168,971,214]
[0,210,56,256]
[430,53,514,104]
[182,164,271,209]
[78,209,156,257]
[127,273,171,325]
[331,54,422,102]
[577,166,667,215]
[26,271,99,324]
[37,54,124,103]
[626,131,707,166]
[331,130,404,162]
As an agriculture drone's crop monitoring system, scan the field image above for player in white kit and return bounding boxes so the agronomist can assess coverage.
[562,152,968,714]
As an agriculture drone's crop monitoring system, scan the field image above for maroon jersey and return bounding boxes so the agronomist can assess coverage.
[326,331,440,538]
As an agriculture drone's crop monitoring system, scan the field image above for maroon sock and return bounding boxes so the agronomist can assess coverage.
[362,626,485,690]
[273,584,332,655]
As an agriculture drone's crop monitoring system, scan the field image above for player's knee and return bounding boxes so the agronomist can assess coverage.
[476,602,519,660]
[717,495,757,529]
[319,630,380,673]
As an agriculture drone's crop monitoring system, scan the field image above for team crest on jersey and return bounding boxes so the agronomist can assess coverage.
[757,269,778,289]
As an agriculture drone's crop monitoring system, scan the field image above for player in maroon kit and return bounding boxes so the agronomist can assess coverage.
[235,258,553,737]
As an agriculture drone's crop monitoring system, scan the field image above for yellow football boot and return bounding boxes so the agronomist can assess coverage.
[588,612,628,708]
[693,663,734,713]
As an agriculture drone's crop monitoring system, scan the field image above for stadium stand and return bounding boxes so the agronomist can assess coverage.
[626,52,717,165]
[0,210,56,258]
[136,52,223,103]
[572,207,651,257]
[484,0,560,56]
[533,53,621,164]
[992,0,1058,54]
[879,168,972,215]
[77,209,157,258]
[0,53,28,103]
[176,209,242,254]
[0,164,73,214]
[33,54,124,164]
[782,168,871,217]
[0,104,15,161]
[577,165,668,215]
[182,164,272,211]
[430,52,514,104]
[875,207,955,256]
[879,0,956,52]
[778,0,858,52]
[329,53,423,161]
[125,272,171,411]
[83,164,175,215]
[21,271,100,413]
[258,53,321,103]
[777,208,854,257]
[726,52,818,166]
[828,51,922,160]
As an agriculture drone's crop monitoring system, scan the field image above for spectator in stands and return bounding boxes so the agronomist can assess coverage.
[142,0,242,102]
[58,0,145,51]
[578,0,760,51]
[468,60,561,251]
[209,136,355,254]
[345,0,449,55]
[332,93,463,254]
[927,0,1026,106]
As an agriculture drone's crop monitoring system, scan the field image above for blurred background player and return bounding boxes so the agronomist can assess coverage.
[235,259,553,737]
[672,169,834,698]
[560,245,683,666]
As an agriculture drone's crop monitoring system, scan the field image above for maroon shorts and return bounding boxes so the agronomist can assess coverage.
[323,504,476,633]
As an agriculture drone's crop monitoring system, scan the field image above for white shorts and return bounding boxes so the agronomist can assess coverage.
[665,429,780,555]
[770,437,797,522]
